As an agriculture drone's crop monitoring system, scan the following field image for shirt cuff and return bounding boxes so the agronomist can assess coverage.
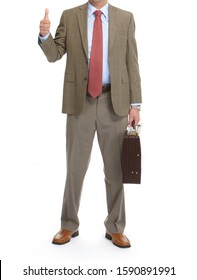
[130,103,141,110]
[39,33,50,43]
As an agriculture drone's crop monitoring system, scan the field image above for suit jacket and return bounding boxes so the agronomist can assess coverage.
[39,2,142,116]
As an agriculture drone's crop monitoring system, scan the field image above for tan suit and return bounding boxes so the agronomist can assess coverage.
[39,3,141,115]
[39,2,142,234]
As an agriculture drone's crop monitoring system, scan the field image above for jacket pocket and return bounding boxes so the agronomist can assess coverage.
[65,72,75,82]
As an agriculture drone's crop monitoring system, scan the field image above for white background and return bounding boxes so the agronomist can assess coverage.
[0,0,197,279]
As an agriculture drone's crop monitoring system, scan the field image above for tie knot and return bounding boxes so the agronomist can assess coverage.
[94,10,102,17]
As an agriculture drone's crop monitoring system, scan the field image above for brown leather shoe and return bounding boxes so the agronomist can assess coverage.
[105,232,131,248]
[52,229,79,245]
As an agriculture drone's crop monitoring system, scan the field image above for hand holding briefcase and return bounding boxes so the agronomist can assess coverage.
[121,124,141,184]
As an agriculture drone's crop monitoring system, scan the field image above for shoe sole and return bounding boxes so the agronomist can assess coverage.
[52,230,79,245]
[105,233,131,248]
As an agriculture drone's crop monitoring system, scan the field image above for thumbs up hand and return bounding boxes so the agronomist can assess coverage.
[39,8,51,37]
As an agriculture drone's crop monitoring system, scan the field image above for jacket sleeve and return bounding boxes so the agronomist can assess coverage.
[127,14,142,104]
[38,11,67,62]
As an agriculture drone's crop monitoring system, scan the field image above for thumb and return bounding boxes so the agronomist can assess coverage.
[44,8,49,20]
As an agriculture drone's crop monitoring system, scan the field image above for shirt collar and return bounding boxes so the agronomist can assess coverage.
[88,1,109,19]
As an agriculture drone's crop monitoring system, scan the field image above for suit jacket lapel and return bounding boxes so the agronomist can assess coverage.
[77,3,118,58]
[109,5,118,54]
[77,3,88,60]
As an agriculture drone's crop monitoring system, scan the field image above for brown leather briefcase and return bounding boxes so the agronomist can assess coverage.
[121,126,141,184]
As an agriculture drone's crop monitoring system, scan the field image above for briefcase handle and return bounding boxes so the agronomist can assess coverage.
[127,121,141,136]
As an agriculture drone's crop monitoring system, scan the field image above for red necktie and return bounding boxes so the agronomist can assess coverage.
[88,10,103,98]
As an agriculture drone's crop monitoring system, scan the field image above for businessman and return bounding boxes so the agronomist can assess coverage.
[39,0,142,248]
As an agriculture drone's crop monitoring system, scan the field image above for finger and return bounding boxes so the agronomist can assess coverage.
[134,117,140,126]
[40,21,51,28]
[40,27,50,33]
[129,119,136,129]
[128,116,134,126]
[44,8,49,20]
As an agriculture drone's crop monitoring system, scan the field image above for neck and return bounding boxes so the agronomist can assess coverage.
[89,0,108,9]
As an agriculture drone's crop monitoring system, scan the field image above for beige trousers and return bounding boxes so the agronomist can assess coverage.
[61,92,128,233]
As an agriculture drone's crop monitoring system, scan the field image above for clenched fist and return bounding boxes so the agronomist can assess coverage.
[39,8,51,37]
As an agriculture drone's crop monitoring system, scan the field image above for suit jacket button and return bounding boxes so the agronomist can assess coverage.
[84,77,87,81]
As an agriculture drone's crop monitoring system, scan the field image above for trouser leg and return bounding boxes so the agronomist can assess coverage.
[61,97,96,230]
[96,93,128,233]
